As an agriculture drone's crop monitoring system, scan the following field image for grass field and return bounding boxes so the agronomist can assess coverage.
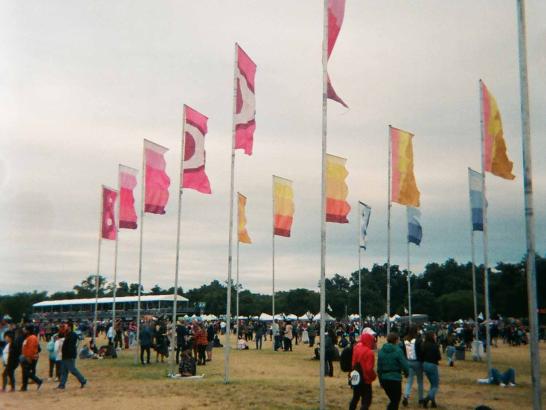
[2,335,545,410]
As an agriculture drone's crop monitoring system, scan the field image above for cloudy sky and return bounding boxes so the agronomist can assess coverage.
[1,0,545,296]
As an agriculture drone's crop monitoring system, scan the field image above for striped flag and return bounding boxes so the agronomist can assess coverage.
[358,201,371,249]
[273,176,295,237]
[326,0,348,108]
[101,186,117,240]
[119,165,138,229]
[234,44,256,156]
[468,168,484,231]
[390,126,420,207]
[326,154,351,223]
[407,207,422,246]
[237,193,251,244]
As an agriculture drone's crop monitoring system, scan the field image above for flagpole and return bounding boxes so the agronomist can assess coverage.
[479,79,492,377]
[387,125,392,334]
[468,169,480,342]
[358,243,362,325]
[235,238,240,342]
[272,175,276,349]
[224,42,238,385]
[112,168,121,354]
[134,141,146,365]
[169,109,186,376]
[407,240,412,327]
[516,1,541,408]
[319,0,328,408]
[92,186,104,346]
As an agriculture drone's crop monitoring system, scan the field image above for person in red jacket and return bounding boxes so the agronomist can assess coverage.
[21,325,43,391]
[349,332,376,410]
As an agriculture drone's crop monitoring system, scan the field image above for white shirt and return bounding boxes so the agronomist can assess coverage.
[405,339,417,361]
[2,342,9,366]
[55,338,64,361]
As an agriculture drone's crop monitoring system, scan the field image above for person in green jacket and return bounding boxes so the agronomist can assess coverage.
[377,333,409,410]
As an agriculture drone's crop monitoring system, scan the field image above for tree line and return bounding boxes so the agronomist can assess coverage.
[1,256,544,323]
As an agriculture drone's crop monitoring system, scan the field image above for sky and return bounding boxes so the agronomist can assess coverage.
[1,0,545,296]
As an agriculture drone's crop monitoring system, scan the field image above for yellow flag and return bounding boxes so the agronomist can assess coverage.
[237,193,251,244]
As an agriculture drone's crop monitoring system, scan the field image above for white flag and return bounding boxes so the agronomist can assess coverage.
[359,201,372,249]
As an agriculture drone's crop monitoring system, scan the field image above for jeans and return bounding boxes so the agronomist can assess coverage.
[381,379,402,410]
[404,360,424,400]
[59,359,86,387]
[2,365,16,390]
[22,359,42,390]
[446,346,456,364]
[141,346,151,364]
[309,335,315,347]
[197,344,207,365]
[255,335,263,350]
[274,335,282,351]
[423,362,439,400]
[490,368,515,385]
[49,358,60,379]
[349,382,372,410]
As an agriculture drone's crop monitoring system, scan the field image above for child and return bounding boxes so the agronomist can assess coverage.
[47,334,60,380]
[178,349,196,377]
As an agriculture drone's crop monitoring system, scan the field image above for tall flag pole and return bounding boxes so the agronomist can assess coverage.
[388,125,420,333]
[134,139,170,365]
[112,165,138,353]
[236,193,252,342]
[358,202,371,323]
[516,1,541,407]
[468,168,484,342]
[225,43,256,384]
[321,1,347,406]
[272,175,295,343]
[93,186,117,346]
[406,206,422,327]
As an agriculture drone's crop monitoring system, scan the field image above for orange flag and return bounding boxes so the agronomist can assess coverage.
[481,80,515,180]
[273,176,295,237]
[326,154,351,223]
[237,193,251,244]
[390,126,420,207]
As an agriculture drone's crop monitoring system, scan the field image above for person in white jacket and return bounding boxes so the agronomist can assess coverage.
[54,334,64,382]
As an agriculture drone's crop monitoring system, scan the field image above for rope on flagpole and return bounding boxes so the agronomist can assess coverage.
[387,126,392,335]
[134,141,146,365]
[93,186,104,347]
[111,168,122,358]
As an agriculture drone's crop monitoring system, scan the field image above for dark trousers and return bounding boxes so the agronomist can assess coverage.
[115,333,123,349]
[309,335,315,347]
[141,345,151,364]
[325,355,334,377]
[382,379,402,410]
[175,344,184,364]
[274,335,282,351]
[283,337,292,351]
[255,335,263,350]
[2,365,16,390]
[350,383,372,410]
[49,358,60,379]
[197,344,207,365]
[22,359,42,390]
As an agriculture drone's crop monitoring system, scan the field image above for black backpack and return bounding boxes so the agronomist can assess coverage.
[339,344,353,372]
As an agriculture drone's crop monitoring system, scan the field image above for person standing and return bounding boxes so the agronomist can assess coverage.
[272,321,281,351]
[194,324,208,365]
[421,332,441,408]
[324,328,336,377]
[2,331,16,392]
[349,332,376,410]
[254,321,264,350]
[377,333,409,410]
[58,322,86,389]
[307,322,317,347]
[139,323,153,365]
[175,321,188,365]
[20,325,43,391]
[402,326,424,407]
[206,322,215,361]
[284,321,293,352]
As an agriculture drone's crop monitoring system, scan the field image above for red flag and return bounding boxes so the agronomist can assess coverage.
[119,165,138,229]
[234,44,256,156]
[326,0,348,108]
[101,186,117,240]
[144,139,170,214]
[182,105,211,194]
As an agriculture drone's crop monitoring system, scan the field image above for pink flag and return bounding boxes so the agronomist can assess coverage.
[144,139,170,214]
[327,0,348,108]
[119,165,138,229]
[234,44,256,156]
[101,186,117,240]
[182,105,211,194]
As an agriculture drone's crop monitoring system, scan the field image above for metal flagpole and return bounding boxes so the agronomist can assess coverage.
[169,109,187,376]
[319,0,328,408]
[272,175,276,350]
[407,241,412,327]
[358,243,362,325]
[224,42,238,384]
[93,186,104,346]
[387,126,392,334]
[468,168,480,342]
[235,237,240,342]
[516,1,541,408]
[112,169,122,355]
[134,141,146,365]
[479,80,492,377]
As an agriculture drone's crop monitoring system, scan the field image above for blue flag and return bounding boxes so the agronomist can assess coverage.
[468,168,484,231]
[407,206,422,246]
[359,201,372,249]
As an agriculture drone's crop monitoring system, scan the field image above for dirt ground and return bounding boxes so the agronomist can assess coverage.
[2,336,545,410]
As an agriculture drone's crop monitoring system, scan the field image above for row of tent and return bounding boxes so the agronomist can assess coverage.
[176,312,336,322]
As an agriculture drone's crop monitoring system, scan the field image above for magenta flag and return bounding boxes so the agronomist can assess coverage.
[144,139,170,214]
[101,186,117,240]
[234,44,256,156]
[326,0,348,108]
[119,165,138,229]
[182,105,211,194]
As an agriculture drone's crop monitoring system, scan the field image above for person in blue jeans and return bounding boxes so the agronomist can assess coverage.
[421,331,441,408]
[58,323,87,389]
[402,326,424,407]
[477,368,516,386]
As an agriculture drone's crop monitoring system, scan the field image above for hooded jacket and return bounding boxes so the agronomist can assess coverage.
[377,342,409,382]
[351,333,377,384]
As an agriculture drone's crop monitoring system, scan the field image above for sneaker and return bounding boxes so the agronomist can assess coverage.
[80,380,87,389]
[509,382,516,387]
[37,381,43,391]
[477,378,490,384]
[402,397,408,407]
[430,400,437,408]
[499,382,506,387]
[56,385,65,390]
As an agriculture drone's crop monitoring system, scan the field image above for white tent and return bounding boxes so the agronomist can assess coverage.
[274,313,285,321]
[298,313,313,321]
[259,313,273,321]
[349,314,360,321]
[285,314,298,321]
[313,312,335,322]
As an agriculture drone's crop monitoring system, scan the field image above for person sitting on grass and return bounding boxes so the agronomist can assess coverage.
[178,349,196,377]
[477,368,516,387]
[237,336,249,350]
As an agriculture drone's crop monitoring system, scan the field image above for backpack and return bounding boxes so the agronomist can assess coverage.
[339,344,353,372]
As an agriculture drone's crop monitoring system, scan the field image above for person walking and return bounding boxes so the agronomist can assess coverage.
[284,321,293,352]
[402,326,424,407]
[20,325,43,391]
[255,321,264,350]
[58,322,86,389]
[2,331,17,392]
[46,334,60,381]
[377,333,409,410]
[324,328,336,377]
[421,331,441,408]
[349,332,376,410]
